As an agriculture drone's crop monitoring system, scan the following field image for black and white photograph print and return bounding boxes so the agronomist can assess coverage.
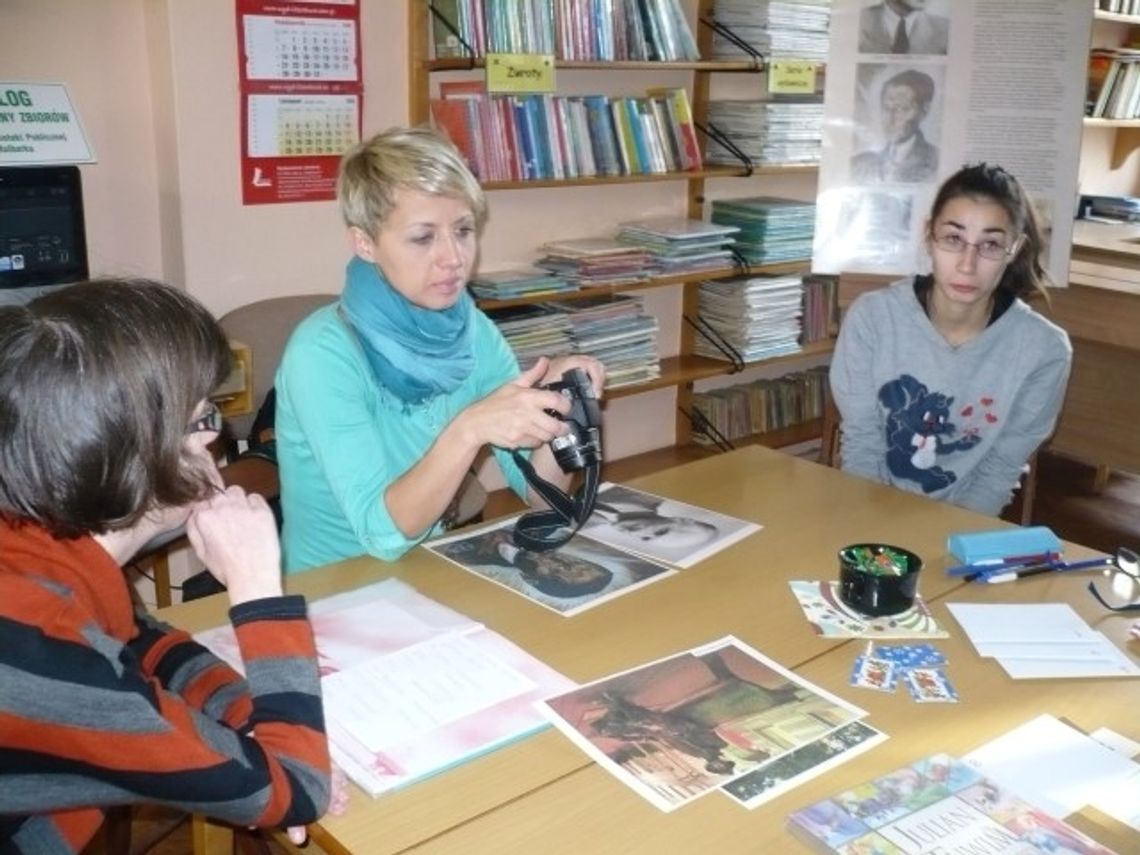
[858,0,950,56]
[850,63,944,185]
[426,518,676,616]
[577,482,762,569]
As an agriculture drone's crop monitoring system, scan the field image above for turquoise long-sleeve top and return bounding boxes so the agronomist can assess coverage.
[275,303,529,573]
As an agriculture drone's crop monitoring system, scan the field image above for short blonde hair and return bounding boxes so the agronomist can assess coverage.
[337,126,486,237]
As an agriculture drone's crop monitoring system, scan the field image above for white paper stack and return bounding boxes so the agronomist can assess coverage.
[695,274,804,363]
[946,602,1140,679]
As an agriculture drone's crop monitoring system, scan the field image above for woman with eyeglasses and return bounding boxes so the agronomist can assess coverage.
[0,280,333,852]
[829,163,1072,515]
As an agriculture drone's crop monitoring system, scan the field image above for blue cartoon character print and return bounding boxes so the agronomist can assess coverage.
[878,375,982,493]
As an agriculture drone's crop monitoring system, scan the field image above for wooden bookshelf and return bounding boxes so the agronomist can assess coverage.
[410,0,827,454]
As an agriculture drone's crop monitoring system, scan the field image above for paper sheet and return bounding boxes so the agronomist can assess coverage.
[321,632,537,753]
[964,714,1140,819]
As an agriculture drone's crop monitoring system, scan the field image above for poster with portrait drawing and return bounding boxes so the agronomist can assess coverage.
[814,0,1091,281]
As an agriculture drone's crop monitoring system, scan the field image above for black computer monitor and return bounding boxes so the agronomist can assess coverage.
[0,165,89,298]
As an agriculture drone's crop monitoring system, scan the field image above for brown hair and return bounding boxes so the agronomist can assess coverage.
[927,162,1053,301]
[0,279,231,537]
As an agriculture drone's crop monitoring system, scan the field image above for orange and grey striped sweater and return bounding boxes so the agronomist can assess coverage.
[0,520,330,853]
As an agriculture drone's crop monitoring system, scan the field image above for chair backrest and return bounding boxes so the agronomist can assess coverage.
[218,293,337,439]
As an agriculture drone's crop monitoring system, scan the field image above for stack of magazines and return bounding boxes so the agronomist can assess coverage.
[696,274,805,363]
[536,237,654,286]
[710,0,831,62]
[711,196,815,265]
[615,216,740,277]
[469,266,578,300]
[705,98,824,167]
[542,294,660,389]
[483,304,575,369]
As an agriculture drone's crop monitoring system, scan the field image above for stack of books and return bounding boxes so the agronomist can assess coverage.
[543,294,660,389]
[536,237,654,286]
[691,365,828,443]
[1086,47,1140,119]
[431,0,698,61]
[695,274,805,363]
[469,266,577,300]
[705,98,824,166]
[615,217,740,277]
[711,196,815,265]
[710,0,831,63]
[483,304,575,369]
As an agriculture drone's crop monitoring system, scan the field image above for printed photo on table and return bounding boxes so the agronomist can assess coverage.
[426,517,676,616]
[540,637,867,811]
[577,482,762,568]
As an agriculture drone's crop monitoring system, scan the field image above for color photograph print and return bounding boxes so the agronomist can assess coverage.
[539,636,867,812]
[722,720,888,809]
[577,482,762,569]
[426,517,676,617]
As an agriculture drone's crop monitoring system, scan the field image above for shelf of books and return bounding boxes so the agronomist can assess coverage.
[412,0,830,451]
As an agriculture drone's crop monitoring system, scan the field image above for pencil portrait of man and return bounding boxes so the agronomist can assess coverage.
[850,67,940,185]
[858,0,950,56]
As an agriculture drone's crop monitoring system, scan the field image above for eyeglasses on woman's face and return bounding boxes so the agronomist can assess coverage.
[931,231,1020,262]
[187,403,223,435]
[1087,547,1140,612]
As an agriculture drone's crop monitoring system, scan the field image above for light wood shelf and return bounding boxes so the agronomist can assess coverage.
[411,0,826,451]
[475,260,811,310]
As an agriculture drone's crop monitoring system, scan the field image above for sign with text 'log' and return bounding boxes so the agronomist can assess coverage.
[486,54,555,94]
[0,83,94,166]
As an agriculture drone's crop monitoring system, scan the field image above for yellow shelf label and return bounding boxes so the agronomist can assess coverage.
[768,59,817,95]
[486,53,556,93]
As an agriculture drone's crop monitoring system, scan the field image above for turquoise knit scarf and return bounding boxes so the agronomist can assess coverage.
[340,256,475,404]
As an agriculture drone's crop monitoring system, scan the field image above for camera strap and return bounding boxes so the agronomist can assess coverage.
[509,450,601,552]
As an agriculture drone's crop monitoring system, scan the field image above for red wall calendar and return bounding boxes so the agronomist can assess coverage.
[236,0,362,205]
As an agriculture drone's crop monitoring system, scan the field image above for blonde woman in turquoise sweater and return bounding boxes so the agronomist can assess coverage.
[276,128,603,572]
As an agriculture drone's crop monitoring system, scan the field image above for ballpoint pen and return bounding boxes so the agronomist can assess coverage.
[973,555,1115,584]
[947,551,1060,577]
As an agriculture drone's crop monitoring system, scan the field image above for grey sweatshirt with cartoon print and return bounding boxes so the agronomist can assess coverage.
[829,279,1072,516]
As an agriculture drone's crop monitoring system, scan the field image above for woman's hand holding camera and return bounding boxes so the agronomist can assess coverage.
[186,486,283,606]
[458,358,573,451]
[543,355,606,398]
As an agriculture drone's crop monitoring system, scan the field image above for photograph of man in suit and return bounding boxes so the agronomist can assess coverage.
[850,69,939,184]
[859,0,949,56]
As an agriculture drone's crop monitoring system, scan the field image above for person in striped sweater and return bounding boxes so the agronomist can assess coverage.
[0,280,331,852]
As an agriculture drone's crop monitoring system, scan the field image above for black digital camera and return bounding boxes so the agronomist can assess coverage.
[543,367,602,473]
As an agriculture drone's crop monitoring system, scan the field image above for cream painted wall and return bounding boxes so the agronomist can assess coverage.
[7,0,818,473]
[6,0,163,280]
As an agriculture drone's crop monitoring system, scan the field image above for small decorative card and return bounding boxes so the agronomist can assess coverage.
[789,580,949,639]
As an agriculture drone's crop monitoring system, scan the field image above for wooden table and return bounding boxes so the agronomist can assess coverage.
[157,446,1138,854]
